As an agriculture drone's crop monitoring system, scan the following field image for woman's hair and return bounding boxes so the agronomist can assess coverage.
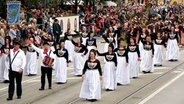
[88,49,97,60]
[108,43,114,50]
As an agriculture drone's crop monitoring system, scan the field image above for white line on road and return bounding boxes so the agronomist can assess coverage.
[138,70,184,104]
[0,76,40,91]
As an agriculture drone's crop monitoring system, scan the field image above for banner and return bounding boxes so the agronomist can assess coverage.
[7,1,21,24]
[50,16,79,36]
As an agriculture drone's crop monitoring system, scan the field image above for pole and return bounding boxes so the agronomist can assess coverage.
[75,0,78,14]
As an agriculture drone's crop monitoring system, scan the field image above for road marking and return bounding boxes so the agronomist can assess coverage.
[138,70,184,104]
[26,77,81,83]
[139,72,163,76]
[0,76,40,91]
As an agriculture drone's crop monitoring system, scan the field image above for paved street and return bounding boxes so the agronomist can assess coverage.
[1,38,184,104]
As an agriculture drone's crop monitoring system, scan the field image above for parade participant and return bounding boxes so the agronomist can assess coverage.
[102,27,116,53]
[47,34,55,51]
[7,38,26,101]
[127,38,141,78]
[64,29,75,62]
[25,36,38,76]
[54,39,68,84]
[27,39,55,90]
[114,39,129,85]
[97,43,117,91]
[166,25,179,61]
[141,36,154,73]
[0,37,4,82]
[85,31,97,58]
[53,19,61,44]
[138,27,147,58]
[80,26,88,45]
[79,49,102,102]
[72,37,88,76]
[153,30,166,66]
[2,36,12,83]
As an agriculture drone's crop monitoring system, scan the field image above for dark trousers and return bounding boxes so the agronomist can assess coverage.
[41,66,52,89]
[54,34,60,44]
[8,70,22,98]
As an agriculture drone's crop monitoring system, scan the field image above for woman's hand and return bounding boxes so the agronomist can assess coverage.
[82,75,85,80]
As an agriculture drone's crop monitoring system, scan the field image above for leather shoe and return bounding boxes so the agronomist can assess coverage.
[17,96,21,99]
[7,98,13,101]
[39,88,44,91]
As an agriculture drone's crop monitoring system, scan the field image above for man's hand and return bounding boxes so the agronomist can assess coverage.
[19,68,23,74]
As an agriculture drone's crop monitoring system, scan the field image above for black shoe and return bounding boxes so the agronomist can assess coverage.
[86,99,92,102]
[105,89,113,91]
[3,80,9,83]
[48,87,52,89]
[7,98,13,101]
[142,71,146,74]
[169,59,174,62]
[17,96,21,99]
[147,71,151,73]
[159,64,163,67]
[68,60,71,63]
[154,64,158,67]
[39,88,44,91]
[29,74,37,76]
[91,99,97,102]
[76,75,82,77]
[117,83,122,86]
[57,82,66,84]
[173,59,178,62]
[132,77,138,79]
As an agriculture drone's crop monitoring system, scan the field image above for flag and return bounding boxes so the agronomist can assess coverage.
[7,1,21,24]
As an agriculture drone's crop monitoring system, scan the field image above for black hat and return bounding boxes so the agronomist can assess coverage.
[13,38,21,46]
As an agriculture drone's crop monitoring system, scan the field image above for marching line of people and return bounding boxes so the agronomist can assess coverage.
[0,24,182,102]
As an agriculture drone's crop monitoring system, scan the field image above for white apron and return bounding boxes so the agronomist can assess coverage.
[128,52,140,78]
[153,44,165,65]
[65,40,74,62]
[55,57,67,83]
[141,50,154,72]
[0,55,4,81]
[25,51,37,75]
[103,62,116,90]
[166,39,179,60]
[3,54,9,81]
[116,56,130,85]
[73,52,85,75]
[139,41,144,59]
[82,37,88,46]
[79,70,101,100]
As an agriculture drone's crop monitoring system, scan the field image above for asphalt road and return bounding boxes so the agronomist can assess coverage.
[0,38,184,104]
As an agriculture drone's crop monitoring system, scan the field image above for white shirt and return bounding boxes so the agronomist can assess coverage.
[31,44,55,68]
[10,49,26,72]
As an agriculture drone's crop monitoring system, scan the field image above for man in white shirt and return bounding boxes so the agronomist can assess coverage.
[7,38,26,101]
[27,39,55,90]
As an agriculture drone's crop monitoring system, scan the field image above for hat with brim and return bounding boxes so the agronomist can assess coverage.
[13,38,21,46]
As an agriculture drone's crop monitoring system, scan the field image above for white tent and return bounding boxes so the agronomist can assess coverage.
[64,0,84,5]
[104,1,117,7]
